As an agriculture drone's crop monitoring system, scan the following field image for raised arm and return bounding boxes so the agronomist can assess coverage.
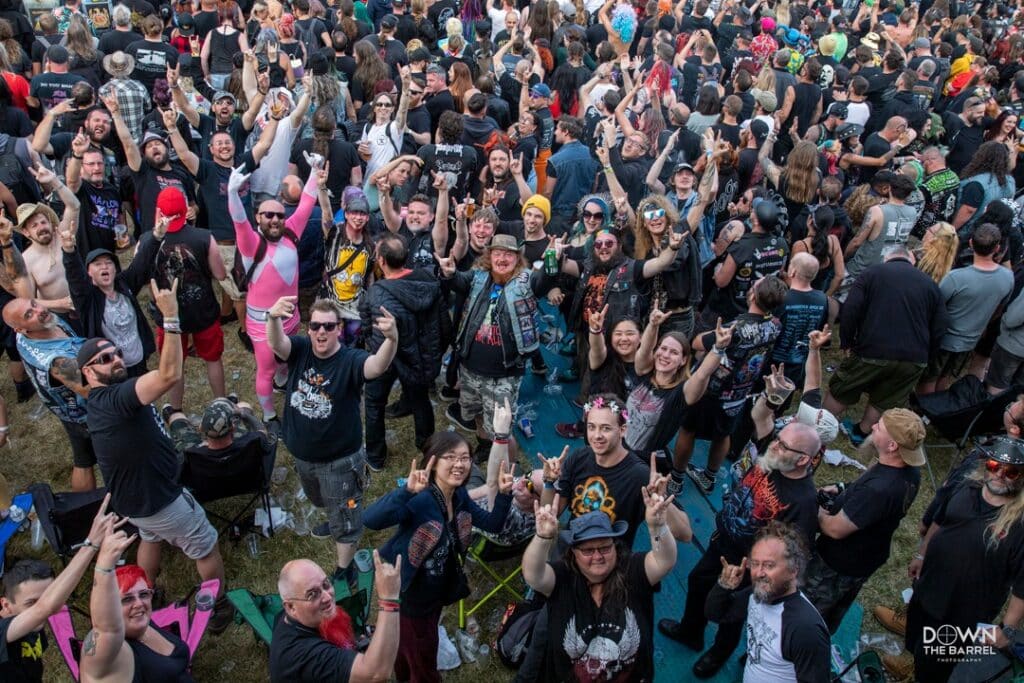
[758,122,782,187]
[588,304,609,370]
[430,172,451,255]
[31,99,72,155]
[642,484,677,584]
[284,162,322,239]
[162,109,199,176]
[30,165,79,236]
[80,523,138,681]
[167,65,200,128]
[290,75,312,129]
[641,228,683,279]
[522,498,559,596]
[134,278,183,405]
[635,305,666,376]
[363,307,398,380]
[645,129,679,194]
[395,66,412,134]
[347,552,402,681]
[803,326,829,394]
[65,127,90,193]
[250,111,282,165]
[101,91,140,172]
[241,51,260,111]
[0,213,30,298]
[266,296,295,359]
[613,82,642,139]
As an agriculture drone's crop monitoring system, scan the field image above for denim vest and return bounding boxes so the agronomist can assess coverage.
[549,141,600,215]
[957,172,1016,237]
[461,270,540,364]
[17,319,88,424]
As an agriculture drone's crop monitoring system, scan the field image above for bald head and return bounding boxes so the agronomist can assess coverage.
[789,252,820,283]
[278,175,303,205]
[784,422,821,459]
[278,559,322,599]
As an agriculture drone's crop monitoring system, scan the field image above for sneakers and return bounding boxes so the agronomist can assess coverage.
[311,521,332,539]
[220,310,238,325]
[692,647,731,679]
[439,385,460,403]
[272,378,287,394]
[161,404,180,425]
[881,652,914,680]
[366,459,385,473]
[841,418,867,446]
[666,476,686,509]
[531,357,549,376]
[656,619,703,651]
[555,421,584,439]
[686,463,717,493]
[445,403,476,432]
[384,398,413,418]
[207,595,236,635]
[873,605,907,637]
[331,563,360,593]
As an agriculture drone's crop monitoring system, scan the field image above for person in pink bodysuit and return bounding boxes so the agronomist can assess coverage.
[228,160,326,422]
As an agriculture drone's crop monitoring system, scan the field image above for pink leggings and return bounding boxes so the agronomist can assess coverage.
[247,314,298,418]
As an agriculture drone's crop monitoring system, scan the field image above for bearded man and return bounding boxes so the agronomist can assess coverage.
[269,553,402,683]
[227,162,323,425]
[706,522,831,682]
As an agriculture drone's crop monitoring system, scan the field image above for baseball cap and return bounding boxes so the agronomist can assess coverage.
[880,408,926,466]
[751,87,777,113]
[796,401,839,445]
[346,194,370,214]
[201,398,236,439]
[212,90,236,105]
[140,130,167,149]
[530,83,551,99]
[76,337,114,373]
[913,36,930,50]
[749,118,771,144]
[826,102,848,119]
[85,248,116,266]
[674,161,695,174]
[380,13,398,29]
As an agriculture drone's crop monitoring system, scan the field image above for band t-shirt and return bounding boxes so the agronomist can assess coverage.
[717,463,818,554]
[268,613,355,683]
[554,447,648,546]
[0,616,46,683]
[543,553,655,683]
[282,336,369,462]
[86,378,182,518]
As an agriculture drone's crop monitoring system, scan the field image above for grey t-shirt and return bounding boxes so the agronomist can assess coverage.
[101,293,144,367]
[939,264,1015,352]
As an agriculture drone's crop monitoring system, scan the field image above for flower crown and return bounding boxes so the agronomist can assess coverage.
[583,396,629,423]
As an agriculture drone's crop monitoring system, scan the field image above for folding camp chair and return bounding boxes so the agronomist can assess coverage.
[47,579,221,681]
[229,562,375,645]
[458,534,530,629]
[0,492,33,576]
[179,434,277,538]
[27,484,111,565]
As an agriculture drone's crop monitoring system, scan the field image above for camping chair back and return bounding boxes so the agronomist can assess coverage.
[458,534,530,629]
[26,484,108,564]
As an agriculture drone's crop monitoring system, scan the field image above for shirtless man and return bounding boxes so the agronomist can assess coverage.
[15,163,81,315]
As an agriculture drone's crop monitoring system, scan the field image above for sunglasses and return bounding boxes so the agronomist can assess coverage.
[86,348,122,368]
[309,321,339,332]
[575,543,614,558]
[260,211,285,219]
[986,458,1024,480]
[594,239,617,248]
[120,589,155,605]
[375,101,394,108]
[408,89,424,95]
[643,208,666,220]
[582,210,605,220]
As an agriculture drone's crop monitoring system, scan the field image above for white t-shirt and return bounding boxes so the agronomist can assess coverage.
[487,6,507,40]
[361,121,404,179]
[250,115,296,196]
[846,101,870,128]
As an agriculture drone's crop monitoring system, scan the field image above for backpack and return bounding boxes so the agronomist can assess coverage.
[362,120,417,156]
[231,227,299,292]
[0,135,40,202]
[296,18,322,60]
[494,597,545,669]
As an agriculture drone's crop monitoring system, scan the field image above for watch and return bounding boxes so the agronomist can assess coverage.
[1002,624,1018,642]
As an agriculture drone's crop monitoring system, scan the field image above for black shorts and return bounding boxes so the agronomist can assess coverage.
[681,394,741,441]
[61,420,97,468]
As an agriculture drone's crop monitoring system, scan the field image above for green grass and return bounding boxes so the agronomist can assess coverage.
[3,298,958,682]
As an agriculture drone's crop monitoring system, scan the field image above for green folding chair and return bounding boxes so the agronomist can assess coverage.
[458,534,529,629]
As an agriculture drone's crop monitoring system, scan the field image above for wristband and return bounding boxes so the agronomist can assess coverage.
[378,599,401,612]
[589,327,604,335]
[0,425,8,433]
[95,566,115,574]
[492,432,510,442]
[71,153,83,159]
[164,322,182,334]
[535,533,555,540]
[913,553,924,561]
[711,345,726,356]
[1,242,11,249]
[493,438,510,445]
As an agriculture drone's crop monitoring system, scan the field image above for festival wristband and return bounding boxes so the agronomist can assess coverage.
[95,566,115,574]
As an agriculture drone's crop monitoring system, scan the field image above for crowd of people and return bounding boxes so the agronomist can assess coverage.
[0,0,1022,679]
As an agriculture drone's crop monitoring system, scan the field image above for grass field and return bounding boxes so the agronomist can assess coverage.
[1,292,962,682]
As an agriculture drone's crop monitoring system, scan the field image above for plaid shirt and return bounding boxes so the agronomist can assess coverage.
[99,78,149,142]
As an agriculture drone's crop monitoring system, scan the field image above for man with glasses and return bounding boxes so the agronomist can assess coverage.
[269,551,402,682]
[266,295,397,590]
[891,436,1024,681]
[803,408,923,633]
[79,279,235,633]
[596,119,652,208]
[403,76,432,147]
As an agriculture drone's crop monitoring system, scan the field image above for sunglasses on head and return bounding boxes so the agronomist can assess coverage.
[260,211,285,219]
[643,208,666,220]
[582,210,605,220]
[86,347,122,368]
[986,458,1024,480]
[309,321,339,332]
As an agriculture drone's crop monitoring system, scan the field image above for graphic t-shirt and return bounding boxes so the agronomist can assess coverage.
[544,553,655,683]
[700,313,781,412]
[555,447,648,546]
[625,375,687,454]
[0,617,46,683]
[282,336,370,462]
[711,233,789,319]
[29,71,84,110]
[322,231,373,318]
[16,321,87,424]
[463,283,506,377]
[717,463,818,552]
[771,289,828,371]
[75,181,123,256]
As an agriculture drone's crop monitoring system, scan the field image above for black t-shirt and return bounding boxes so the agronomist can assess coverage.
[0,616,46,683]
[75,180,125,256]
[710,232,789,319]
[28,72,84,110]
[397,223,435,270]
[268,613,356,683]
[859,132,892,184]
[462,280,513,377]
[98,29,143,55]
[771,288,829,370]
[915,482,1024,625]
[816,463,920,577]
[555,447,648,546]
[152,225,220,332]
[700,312,782,409]
[943,113,986,175]
[193,10,219,39]
[417,142,478,201]
[291,140,361,212]
[428,0,457,33]
[131,162,196,234]
[424,90,455,132]
[87,378,182,517]
[282,336,370,462]
[196,114,248,165]
[718,463,818,552]
[295,17,329,50]
[196,152,256,241]
[125,39,178,92]
[544,553,655,683]
[624,374,688,454]
[405,104,430,141]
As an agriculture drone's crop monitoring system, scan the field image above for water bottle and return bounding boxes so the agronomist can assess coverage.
[477,643,490,661]
[8,505,24,524]
[246,533,261,558]
[454,628,478,663]
[464,616,481,656]
[30,518,43,550]
[195,589,215,612]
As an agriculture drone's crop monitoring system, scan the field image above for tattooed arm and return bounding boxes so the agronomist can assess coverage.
[50,356,89,398]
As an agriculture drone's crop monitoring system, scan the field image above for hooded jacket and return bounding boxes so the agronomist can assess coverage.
[360,269,444,387]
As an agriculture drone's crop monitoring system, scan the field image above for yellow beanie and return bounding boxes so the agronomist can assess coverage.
[521,194,551,224]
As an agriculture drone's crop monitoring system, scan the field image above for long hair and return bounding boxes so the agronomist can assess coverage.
[640,97,665,152]
[808,215,830,264]
[596,318,642,396]
[550,60,585,114]
[633,194,680,259]
[917,222,958,284]
[422,431,471,486]
[967,464,1024,548]
[308,72,341,108]
[474,248,528,281]
[562,539,630,616]
[653,331,691,388]
[961,140,1012,187]
[985,110,1017,141]
[0,20,24,71]
[311,107,335,159]
[449,62,473,111]
[781,141,819,203]
[353,40,389,100]
[66,15,98,62]
[526,0,552,43]
[694,84,720,116]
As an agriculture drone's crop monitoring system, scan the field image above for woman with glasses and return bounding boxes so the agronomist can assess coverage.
[364,421,515,683]
[357,65,411,184]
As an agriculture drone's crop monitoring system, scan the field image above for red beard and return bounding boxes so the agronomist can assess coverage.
[317,607,356,649]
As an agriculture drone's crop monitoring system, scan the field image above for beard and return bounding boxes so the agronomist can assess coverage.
[758,449,797,474]
[95,366,129,384]
[145,155,166,170]
[591,250,624,274]
[857,437,880,463]
[985,473,1024,497]
[752,577,788,603]
[491,268,517,284]
[317,606,355,649]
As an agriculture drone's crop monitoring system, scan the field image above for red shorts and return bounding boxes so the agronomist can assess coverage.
[155,320,224,362]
